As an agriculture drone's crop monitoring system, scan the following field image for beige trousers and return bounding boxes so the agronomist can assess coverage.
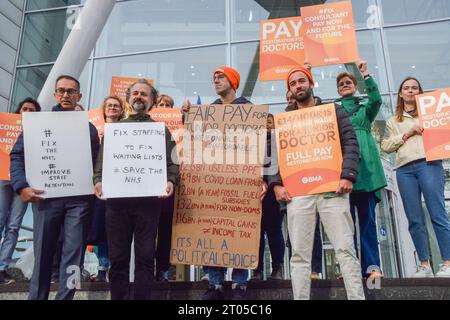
[287,194,365,300]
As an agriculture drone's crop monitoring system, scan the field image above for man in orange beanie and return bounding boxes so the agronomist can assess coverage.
[266,67,365,300]
[182,67,267,300]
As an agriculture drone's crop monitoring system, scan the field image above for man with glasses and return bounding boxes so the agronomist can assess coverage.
[10,75,100,300]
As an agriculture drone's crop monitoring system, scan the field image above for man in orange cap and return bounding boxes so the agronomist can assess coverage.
[182,67,267,300]
[267,67,365,300]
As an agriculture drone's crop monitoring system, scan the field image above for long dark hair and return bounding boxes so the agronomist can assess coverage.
[14,98,41,114]
[395,77,423,122]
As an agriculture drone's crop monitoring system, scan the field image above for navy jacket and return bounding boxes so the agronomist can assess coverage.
[10,105,100,194]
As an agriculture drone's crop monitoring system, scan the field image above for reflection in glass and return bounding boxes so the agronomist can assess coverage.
[385,21,450,91]
[90,46,226,108]
[96,0,226,56]
[381,0,450,25]
[27,0,84,11]
[12,61,90,110]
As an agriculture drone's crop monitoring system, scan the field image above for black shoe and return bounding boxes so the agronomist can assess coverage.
[91,270,107,282]
[0,271,15,285]
[156,270,169,282]
[202,286,224,300]
[231,285,247,300]
[268,264,283,280]
[250,270,263,281]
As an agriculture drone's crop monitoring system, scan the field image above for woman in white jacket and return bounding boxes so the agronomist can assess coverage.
[382,77,450,278]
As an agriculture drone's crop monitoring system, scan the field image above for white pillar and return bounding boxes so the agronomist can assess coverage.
[38,0,116,110]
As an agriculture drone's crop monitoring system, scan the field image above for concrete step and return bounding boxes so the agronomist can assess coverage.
[1,279,450,300]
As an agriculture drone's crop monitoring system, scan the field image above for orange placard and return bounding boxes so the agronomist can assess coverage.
[259,17,305,81]
[301,1,359,67]
[416,88,450,161]
[274,104,343,196]
[88,108,105,142]
[0,113,22,181]
[110,76,154,102]
[148,108,184,154]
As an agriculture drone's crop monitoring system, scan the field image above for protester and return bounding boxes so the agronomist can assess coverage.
[381,77,450,278]
[268,66,365,300]
[154,94,176,282]
[0,98,40,285]
[10,75,100,300]
[88,96,125,283]
[182,66,267,300]
[93,80,179,299]
[252,114,285,281]
[335,61,386,277]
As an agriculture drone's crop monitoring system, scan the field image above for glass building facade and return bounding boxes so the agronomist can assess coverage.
[5,0,450,279]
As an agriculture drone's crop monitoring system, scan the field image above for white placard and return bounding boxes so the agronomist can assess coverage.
[23,111,94,198]
[102,122,167,198]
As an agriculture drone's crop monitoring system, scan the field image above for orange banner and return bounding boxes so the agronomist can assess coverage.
[274,104,343,196]
[110,76,154,102]
[301,1,359,67]
[88,108,105,142]
[0,113,22,181]
[259,17,305,81]
[416,88,450,161]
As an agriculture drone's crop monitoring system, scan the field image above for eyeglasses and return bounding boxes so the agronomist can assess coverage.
[338,80,354,87]
[55,88,79,96]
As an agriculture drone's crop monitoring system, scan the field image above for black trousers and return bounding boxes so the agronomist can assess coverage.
[106,197,162,300]
[155,194,175,273]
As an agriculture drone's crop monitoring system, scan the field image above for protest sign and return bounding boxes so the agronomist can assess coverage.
[274,103,342,196]
[88,108,105,142]
[301,1,359,67]
[102,122,167,198]
[23,112,94,198]
[0,113,22,180]
[416,88,450,161]
[259,17,305,81]
[171,104,268,269]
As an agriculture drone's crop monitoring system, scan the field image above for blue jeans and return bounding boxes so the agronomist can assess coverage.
[94,244,110,271]
[350,191,381,275]
[396,160,450,261]
[257,189,285,271]
[0,180,28,271]
[208,267,248,286]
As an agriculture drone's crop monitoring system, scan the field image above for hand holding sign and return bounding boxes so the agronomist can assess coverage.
[94,182,105,200]
[160,181,174,199]
[335,179,353,194]
[406,124,424,138]
[273,185,292,202]
[19,187,45,203]
[357,60,369,77]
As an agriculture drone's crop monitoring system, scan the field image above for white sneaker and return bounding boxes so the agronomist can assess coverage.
[410,265,434,278]
[435,264,450,278]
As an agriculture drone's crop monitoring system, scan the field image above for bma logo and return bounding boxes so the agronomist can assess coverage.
[301,176,323,184]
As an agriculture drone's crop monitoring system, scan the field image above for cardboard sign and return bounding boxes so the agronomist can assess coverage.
[0,113,22,181]
[88,108,105,142]
[416,88,450,161]
[23,112,94,198]
[171,104,269,269]
[301,1,359,67]
[259,17,305,81]
[274,104,343,196]
[148,108,183,135]
[102,122,167,198]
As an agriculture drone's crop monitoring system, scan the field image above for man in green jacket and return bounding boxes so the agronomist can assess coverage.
[335,60,387,278]
[93,79,179,300]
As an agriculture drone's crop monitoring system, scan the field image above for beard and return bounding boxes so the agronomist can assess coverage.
[292,87,313,103]
[131,100,149,113]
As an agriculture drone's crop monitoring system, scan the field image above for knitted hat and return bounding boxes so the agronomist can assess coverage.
[214,66,241,92]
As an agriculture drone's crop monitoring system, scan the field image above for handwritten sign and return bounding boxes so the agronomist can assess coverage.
[23,112,94,198]
[260,17,305,81]
[301,1,359,67]
[102,122,167,198]
[274,104,343,196]
[416,88,450,161]
[0,113,22,181]
[171,104,268,269]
